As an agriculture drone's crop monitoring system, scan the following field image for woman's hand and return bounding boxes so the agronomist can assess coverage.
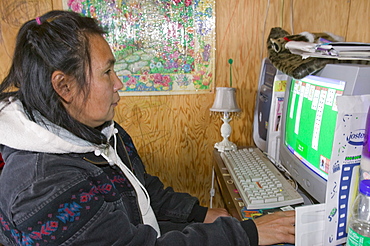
[203,208,231,223]
[254,210,295,245]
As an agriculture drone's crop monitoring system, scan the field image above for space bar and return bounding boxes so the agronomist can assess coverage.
[246,197,303,209]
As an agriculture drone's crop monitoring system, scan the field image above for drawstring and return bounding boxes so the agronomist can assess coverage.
[94,126,160,236]
[93,129,118,166]
[94,128,151,215]
[94,149,114,166]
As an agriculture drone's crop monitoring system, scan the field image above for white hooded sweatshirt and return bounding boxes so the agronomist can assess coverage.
[0,98,160,236]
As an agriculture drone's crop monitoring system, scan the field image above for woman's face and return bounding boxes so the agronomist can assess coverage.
[65,34,123,128]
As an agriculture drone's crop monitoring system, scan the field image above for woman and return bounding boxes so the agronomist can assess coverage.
[0,10,295,245]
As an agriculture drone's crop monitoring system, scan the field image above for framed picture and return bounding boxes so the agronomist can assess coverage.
[65,0,216,96]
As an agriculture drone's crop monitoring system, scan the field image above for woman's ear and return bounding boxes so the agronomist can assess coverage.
[51,71,74,103]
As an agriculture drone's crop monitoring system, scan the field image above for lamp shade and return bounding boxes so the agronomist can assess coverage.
[210,87,241,112]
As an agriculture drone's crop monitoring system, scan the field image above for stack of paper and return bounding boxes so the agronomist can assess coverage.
[285,41,370,61]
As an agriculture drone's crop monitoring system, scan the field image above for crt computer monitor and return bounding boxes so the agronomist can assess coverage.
[279,63,370,203]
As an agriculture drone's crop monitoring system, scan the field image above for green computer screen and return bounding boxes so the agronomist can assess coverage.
[284,75,345,180]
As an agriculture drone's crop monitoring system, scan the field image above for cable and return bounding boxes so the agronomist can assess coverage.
[260,0,271,62]
[290,0,294,34]
[280,0,284,28]
[263,151,290,175]
[210,166,215,208]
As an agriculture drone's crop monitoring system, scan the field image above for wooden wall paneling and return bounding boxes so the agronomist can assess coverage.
[215,1,279,148]
[52,0,63,10]
[279,0,369,43]
[0,0,53,80]
[286,0,351,37]
[346,0,370,42]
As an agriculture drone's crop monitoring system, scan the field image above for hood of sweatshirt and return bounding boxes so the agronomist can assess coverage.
[0,98,161,236]
[0,98,114,154]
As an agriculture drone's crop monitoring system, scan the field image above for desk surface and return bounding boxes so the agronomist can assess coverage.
[212,148,245,220]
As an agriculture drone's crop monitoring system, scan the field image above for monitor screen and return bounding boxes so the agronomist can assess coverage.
[284,76,345,181]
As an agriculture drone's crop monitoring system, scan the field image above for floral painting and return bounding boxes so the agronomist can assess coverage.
[64,0,216,95]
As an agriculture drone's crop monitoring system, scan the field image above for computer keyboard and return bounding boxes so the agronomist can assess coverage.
[220,147,304,209]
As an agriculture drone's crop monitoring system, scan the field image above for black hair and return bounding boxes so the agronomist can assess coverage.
[0,10,109,144]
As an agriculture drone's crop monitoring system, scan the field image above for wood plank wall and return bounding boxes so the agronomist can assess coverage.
[0,0,369,209]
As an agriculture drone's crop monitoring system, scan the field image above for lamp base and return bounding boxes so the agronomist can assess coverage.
[214,139,237,152]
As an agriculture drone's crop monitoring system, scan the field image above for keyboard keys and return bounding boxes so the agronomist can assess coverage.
[220,147,304,209]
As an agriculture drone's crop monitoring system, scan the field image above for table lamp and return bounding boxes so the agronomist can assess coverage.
[210,87,241,152]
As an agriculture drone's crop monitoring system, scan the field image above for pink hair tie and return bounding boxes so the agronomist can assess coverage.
[35,17,42,25]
